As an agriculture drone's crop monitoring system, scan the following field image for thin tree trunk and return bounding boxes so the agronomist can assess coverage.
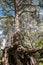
[14,0,20,33]
[3,49,9,65]
[15,14,20,33]
[30,56,38,65]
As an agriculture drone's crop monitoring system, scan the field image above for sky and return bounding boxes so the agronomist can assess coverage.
[39,8,43,15]
[0,1,15,49]
[32,0,39,5]
[1,38,7,49]
[0,0,15,49]
[0,0,43,17]
[0,0,15,17]
[0,6,15,16]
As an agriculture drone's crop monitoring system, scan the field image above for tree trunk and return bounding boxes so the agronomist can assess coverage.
[30,56,38,65]
[2,49,9,65]
[15,14,20,33]
[14,0,20,33]
[2,45,39,65]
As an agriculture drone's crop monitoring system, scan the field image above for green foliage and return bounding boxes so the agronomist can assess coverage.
[35,52,40,59]
[35,39,43,47]
[0,51,3,58]
[39,62,43,65]
[0,40,3,48]
[23,36,30,48]
[20,33,30,48]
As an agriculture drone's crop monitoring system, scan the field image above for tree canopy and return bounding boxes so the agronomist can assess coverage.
[0,0,43,65]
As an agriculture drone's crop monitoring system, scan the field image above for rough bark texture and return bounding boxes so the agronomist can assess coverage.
[0,41,43,65]
[1,43,43,65]
[2,45,38,65]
